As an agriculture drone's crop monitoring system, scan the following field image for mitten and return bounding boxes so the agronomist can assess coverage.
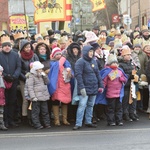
[80,88,87,97]
[32,98,38,102]
[98,88,104,93]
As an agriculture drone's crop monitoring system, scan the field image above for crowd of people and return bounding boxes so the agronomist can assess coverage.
[0,24,150,131]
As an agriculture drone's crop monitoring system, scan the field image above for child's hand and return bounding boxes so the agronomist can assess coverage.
[98,88,104,93]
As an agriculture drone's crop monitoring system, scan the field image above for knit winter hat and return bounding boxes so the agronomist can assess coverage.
[107,54,118,65]
[19,39,30,51]
[51,46,62,58]
[0,65,3,71]
[84,31,99,44]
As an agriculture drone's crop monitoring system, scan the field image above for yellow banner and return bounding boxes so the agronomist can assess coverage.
[90,0,106,12]
[33,0,66,24]
[9,15,28,29]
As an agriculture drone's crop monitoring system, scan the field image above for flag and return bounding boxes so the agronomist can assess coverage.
[90,0,106,12]
[32,0,67,24]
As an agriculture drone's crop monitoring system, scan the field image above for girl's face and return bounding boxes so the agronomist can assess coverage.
[24,44,31,53]
[88,50,94,58]
[123,54,131,61]
[72,48,79,56]
[54,53,62,60]
[38,46,46,55]
[110,62,118,68]
[36,69,43,75]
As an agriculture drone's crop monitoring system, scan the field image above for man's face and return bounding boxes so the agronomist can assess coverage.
[2,44,11,53]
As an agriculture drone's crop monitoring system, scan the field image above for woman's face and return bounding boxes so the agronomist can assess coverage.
[88,50,94,58]
[72,48,79,56]
[38,46,46,55]
[24,44,31,53]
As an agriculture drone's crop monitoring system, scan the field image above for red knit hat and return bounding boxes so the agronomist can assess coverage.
[51,45,62,58]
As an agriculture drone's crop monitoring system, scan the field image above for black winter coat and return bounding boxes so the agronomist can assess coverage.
[119,60,134,89]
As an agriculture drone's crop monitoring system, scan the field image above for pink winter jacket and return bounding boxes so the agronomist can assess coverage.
[52,57,71,104]
[103,69,127,98]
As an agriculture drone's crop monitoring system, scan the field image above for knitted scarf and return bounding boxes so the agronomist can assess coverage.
[39,54,47,60]
[20,50,34,60]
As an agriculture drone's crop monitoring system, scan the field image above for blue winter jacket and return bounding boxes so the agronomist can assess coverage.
[75,45,103,95]
[0,50,21,79]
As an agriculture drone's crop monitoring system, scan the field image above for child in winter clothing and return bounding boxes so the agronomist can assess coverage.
[27,61,50,129]
[0,65,8,130]
[48,45,72,126]
[119,47,139,121]
[101,54,127,126]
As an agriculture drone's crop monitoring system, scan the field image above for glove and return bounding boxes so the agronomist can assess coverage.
[98,88,104,93]
[32,98,38,102]
[4,75,14,82]
[80,88,87,97]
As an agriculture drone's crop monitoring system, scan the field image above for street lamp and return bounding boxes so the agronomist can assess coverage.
[79,9,83,31]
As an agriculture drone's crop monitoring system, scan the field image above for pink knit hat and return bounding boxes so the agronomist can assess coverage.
[51,45,62,58]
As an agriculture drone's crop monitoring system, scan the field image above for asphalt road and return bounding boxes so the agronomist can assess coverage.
[0,112,150,150]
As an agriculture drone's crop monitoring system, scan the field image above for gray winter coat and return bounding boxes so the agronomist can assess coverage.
[28,71,50,101]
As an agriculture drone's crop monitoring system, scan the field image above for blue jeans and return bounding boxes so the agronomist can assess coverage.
[75,95,96,127]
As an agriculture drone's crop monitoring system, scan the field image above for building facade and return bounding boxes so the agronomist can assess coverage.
[120,0,150,30]
[72,0,93,32]
[0,0,9,31]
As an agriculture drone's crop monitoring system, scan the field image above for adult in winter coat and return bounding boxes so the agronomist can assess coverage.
[66,42,81,122]
[0,36,21,127]
[19,39,39,123]
[35,42,51,74]
[133,43,148,111]
[73,45,104,130]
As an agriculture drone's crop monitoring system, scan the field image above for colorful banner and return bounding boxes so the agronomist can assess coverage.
[32,0,66,24]
[9,14,28,29]
[90,0,106,12]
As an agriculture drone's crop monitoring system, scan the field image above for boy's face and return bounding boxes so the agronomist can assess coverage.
[123,54,131,61]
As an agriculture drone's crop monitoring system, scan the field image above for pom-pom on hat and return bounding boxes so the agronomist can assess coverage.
[107,54,118,65]
[51,45,62,58]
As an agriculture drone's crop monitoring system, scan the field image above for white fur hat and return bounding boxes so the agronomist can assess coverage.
[30,61,44,73]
